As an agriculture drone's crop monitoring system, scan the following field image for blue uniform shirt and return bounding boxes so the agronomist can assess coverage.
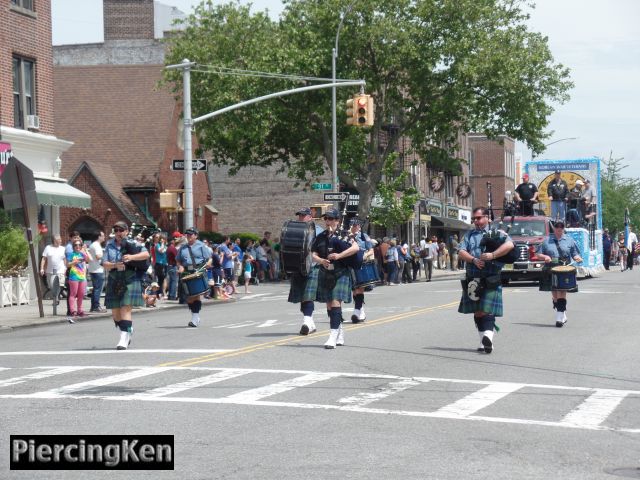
[537,234,580,262]
[459,226,512,277]
[177,240,210,269]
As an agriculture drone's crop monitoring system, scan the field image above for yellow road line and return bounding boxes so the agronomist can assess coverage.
[157,301,459,368]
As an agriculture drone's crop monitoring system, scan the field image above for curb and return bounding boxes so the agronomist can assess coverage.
[0,296,238,333]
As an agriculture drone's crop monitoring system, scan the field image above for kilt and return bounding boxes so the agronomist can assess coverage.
[458,284,504,317]
[288,266,352,304]
[105,270,144,309]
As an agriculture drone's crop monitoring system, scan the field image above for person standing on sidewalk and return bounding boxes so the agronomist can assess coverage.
[40,234,67,296]
[103,221,149,350]
[88,231,106,313]
[66,239,93,322]
[154,234,168,300]
[457,207,514,354]
[166,233,181,300]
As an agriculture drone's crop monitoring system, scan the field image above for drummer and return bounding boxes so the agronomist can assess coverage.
[535,219,582,327]
[176,227,212,327]
[349,217,374,323]
[288,207,324,336]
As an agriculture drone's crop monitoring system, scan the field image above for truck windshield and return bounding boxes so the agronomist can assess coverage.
[491,220,547,236]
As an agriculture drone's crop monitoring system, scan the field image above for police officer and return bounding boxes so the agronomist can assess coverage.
[514,173,539,216]
[547,170,569,221]
[457,207,515,353]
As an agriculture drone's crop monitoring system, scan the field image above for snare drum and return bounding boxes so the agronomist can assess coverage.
[551,265,577,291]
[353,261,380,289]
[181,271,209,297]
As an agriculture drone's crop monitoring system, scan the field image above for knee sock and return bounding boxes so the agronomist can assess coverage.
[556,298,567,312]
[188,300,202,313]
[119,319,132,333]
[329,307,342,329]
[301,301,314,317]
[475,315,495,332]
[354,293,364,310]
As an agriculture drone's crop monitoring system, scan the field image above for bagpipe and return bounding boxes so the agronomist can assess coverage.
[327,194,364,269]
[481,182,519,264]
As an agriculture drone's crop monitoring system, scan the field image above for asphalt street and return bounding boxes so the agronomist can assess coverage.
[0,271,639,479]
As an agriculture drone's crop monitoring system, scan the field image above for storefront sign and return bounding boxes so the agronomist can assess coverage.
[425,202,442,216]
[447,207,459,219]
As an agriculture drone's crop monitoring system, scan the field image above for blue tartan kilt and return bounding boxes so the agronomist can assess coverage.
[458,284,504,317]
[288,271,316,304]
[105,270,144,309]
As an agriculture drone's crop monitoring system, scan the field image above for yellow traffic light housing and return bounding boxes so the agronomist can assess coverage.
[346,94,374,127]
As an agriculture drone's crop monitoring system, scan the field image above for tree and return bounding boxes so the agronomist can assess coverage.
[164,0,572,222]
[0,210,29,276]
[601,154,640,236]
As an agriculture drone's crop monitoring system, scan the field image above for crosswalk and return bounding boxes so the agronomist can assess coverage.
[0,366,638,433]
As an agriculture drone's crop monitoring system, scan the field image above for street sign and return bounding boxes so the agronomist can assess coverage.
[312,183,332,191]
[171,159,207,171]
[323,192,348,202]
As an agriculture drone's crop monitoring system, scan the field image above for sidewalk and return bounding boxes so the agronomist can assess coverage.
[0,295,235,332]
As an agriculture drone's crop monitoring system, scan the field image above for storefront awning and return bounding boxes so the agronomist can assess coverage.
[430,215,473,230]
[34,179,91,209]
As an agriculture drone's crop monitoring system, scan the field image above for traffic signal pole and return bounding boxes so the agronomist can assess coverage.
[166,59,365,229]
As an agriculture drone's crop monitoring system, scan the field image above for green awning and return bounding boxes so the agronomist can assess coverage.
[34,179,91,209]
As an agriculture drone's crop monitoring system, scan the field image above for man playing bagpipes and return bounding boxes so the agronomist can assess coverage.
[457,207,515,354]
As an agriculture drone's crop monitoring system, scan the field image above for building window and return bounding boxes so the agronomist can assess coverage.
[11,0,34,10]
[13,56,36,129]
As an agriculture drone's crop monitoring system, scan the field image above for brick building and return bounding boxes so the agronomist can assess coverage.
[53,0,213,239]
[468,134,517,217]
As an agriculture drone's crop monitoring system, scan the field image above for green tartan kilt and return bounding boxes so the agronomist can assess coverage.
[458,284,504,317]
[288,266,352,304]
[105,270,144,309]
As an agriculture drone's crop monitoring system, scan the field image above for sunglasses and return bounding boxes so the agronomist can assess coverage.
[472,216,486,221]
[323,217,338,220]
[113,227,125,233]
[73,243,82,247]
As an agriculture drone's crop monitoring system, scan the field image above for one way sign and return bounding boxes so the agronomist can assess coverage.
[172,159,208,171]
[323,192,348,202]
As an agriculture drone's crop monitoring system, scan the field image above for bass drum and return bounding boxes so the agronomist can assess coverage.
[280,220,316,276]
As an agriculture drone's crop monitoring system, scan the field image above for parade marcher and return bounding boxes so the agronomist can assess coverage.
[103,221,150,350]
[176,227,212,327]
[535,219,583,327]
[547,170,569,222]
[626,226,638,271]
[457,207,515,353]
[40,234,67,296]
[618,233,627,272]
[602,228,612,271]
[307,208,359,348]
[349,218,374,323]
[88,231,106,313]
[288,207,324,335]
[514,173,539,216]
[66,239,93,322]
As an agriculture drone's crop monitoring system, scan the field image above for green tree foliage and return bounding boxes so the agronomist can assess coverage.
[164,0,572,223]
[601,155,640,236]
[0,210,29,275]
[369,154,419,229]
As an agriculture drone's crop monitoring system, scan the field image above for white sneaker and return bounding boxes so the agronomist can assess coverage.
[188,314,200,328]
[351,309,361,323]
[324,329,339,349]
[555,311,567,327]
[116,331,130,350]
[481,330,494,354]
[358,307,366,322]
[336,325,344,346]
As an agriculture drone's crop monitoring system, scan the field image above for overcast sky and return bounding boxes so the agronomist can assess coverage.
[51,0,640,179]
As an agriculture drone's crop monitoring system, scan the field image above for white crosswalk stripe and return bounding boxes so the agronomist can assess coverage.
[0,366,639,433]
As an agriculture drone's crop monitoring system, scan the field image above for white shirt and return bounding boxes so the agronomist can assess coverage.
[42,245,66,274]
[88,240,104,274]
[626,232,638,250]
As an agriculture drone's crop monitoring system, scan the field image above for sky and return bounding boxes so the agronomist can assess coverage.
[51,0,640,179]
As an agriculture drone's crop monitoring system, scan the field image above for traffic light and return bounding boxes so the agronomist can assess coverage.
[346,94,374,127]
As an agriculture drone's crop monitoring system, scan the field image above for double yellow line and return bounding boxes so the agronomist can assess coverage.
[158,301,458,368]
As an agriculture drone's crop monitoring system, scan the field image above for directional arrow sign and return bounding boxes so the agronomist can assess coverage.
[323,192,348,202]
[171,159,208,171]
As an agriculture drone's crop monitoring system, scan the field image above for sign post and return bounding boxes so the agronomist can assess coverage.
[1,157,44,317]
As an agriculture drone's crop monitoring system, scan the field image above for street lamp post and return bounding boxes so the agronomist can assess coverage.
[533,137,578,159]
[331,2,357,194]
